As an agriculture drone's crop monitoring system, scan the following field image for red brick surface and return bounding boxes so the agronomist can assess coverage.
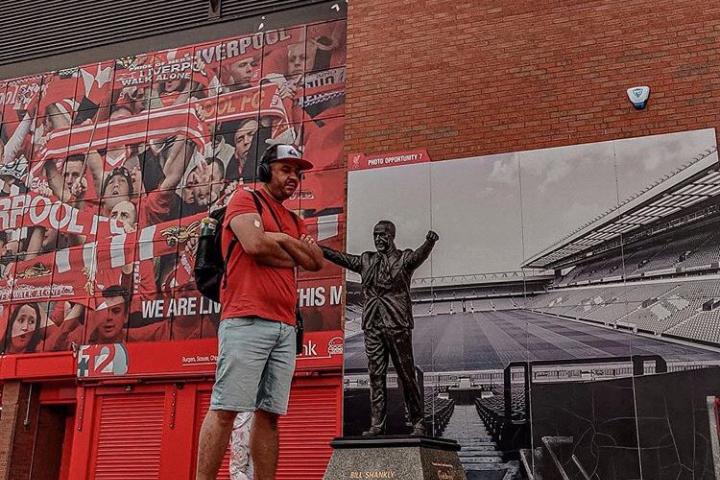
[0,382,37,480]
[0,382,64,480]
[345,0,720,159]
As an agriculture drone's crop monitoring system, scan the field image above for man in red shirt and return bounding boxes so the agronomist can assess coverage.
[196,144,324,480]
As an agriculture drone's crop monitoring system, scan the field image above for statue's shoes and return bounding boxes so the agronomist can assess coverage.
[411,424,427,437]
[361,427,385,437]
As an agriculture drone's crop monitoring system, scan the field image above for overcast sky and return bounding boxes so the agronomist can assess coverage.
[346,128,718,277]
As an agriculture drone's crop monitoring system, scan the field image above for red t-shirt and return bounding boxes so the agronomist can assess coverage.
[220,188,306,325]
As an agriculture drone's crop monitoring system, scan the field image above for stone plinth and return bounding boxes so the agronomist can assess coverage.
[323,436,467,480]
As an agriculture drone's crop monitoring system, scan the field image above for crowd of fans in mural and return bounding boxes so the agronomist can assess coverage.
[0,22,346,354]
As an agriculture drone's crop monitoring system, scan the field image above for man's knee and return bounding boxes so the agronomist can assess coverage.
[208,409,238,427]
[254,409,280,429]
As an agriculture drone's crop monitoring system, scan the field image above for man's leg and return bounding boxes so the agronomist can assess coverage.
[198,317,274,479]
[197,409,237,480]
[250,409,280,478]
[386,328,424,434]
[364,327,390,435]
[252,319,297,479]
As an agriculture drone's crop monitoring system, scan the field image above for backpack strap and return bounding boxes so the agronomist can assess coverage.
[249,190,264,216]
[288,211,300,230]
[222,191,264,289]
[254,189,293,233]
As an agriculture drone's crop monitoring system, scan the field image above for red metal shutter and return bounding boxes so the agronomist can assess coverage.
[91,392,165,479]
[194,377,341,480]
[277,378,341,480]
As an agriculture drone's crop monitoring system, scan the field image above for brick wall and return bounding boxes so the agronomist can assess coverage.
[0,382,39,480]
[345,0,720,159]
[0,382,67,480]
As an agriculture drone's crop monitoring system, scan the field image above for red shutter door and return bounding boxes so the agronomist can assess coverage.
[90,391,166,479]
[277,377,342,480]
[194,376,341,480]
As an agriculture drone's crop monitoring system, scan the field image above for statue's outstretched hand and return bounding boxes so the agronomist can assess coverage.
[426,230,439,243]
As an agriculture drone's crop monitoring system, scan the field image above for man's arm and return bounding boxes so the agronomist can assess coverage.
[158,136,194,190]
[44,303,85,351]
[268,233,324,271]
[3,113,32,164]
[229,213,295,268]
[24,227,45,260]
[85,150,106,193]
[405,230,439,271]
[320,246,362,273]
[43,160,70,202]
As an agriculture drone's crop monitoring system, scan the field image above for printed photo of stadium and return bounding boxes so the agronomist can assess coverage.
[342,128,720,480]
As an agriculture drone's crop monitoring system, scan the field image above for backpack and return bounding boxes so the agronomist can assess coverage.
[194,191,263,303]
[194,190,305,353]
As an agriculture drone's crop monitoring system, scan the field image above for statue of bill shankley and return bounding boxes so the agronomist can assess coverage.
[322,221,438,436]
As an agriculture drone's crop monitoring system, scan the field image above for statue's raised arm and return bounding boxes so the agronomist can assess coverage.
[404,230,439,272]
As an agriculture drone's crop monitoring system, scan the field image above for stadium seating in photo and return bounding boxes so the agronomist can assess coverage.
[424,390,455,437]
[666,309,720,345]
[475,389,525,423]
[524,279,720,344]
[557,229,720,286]
[412,297,525,317]
[474,388,527,453]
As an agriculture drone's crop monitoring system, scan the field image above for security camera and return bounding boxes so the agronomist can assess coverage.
[627,86,650,110]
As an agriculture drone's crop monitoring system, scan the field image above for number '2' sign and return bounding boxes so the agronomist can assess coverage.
[77,344,130,378]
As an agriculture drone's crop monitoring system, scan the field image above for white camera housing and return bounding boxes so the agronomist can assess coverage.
[627,86,651,110]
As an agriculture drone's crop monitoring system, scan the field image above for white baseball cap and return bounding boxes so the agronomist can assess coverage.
[271,144,314,171]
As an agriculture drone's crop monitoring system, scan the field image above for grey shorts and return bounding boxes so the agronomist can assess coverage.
[211,317,296,415]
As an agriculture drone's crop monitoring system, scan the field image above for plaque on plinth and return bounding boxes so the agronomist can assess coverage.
[323,436,467,480]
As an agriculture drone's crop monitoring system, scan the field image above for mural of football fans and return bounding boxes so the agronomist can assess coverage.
[0,116,33,169]
[1,302,43,354]
[0,157,29,197]
[221,54,259,92]
[86,286,129,345]
[224,118,260,183]
[43,302,86,352]
[0,19,346,349]
[42,154,88,207]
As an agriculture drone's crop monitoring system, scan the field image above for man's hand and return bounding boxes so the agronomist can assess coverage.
[268,232,323,271]
[302,234,324,256]
[277,81,298,100]
[195,105,210,122]
[426,230,439,243]
[35,184,54,197]
[70,177,87,199]
[132,165,145,195]
[260,115,278,128]
[195,158,214,183]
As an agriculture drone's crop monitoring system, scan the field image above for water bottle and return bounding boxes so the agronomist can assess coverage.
[200,217,218,238]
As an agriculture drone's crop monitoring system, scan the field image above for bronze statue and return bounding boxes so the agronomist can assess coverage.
[322,221,438,436]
